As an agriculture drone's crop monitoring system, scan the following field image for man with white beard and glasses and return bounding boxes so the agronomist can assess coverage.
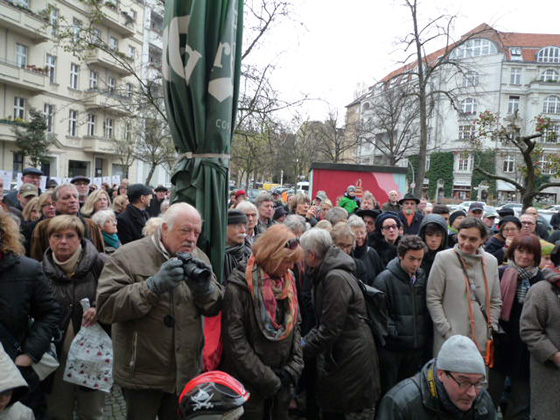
[397,193,424,235]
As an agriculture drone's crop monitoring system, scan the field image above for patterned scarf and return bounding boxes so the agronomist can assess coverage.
[245,255,298,341]
[510,262,538,303]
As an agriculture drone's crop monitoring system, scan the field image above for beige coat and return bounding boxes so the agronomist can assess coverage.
[96,234,222,394]
[426,246,501,356]
[520,280,560,420]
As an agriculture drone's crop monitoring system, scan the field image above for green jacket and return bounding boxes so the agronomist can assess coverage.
[338,195,359,214]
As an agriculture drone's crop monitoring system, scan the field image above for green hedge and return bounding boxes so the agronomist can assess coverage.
[472,150,497,197]
[427,152,454,199]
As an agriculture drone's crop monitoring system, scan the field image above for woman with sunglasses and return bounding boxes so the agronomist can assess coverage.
[222,224,304,419]
[371,212,403,268]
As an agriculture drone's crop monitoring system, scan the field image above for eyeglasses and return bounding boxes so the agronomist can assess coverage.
[285,238,300,250]
[382,224,399,231]
[521,221,535,226]
[445,371,487,390]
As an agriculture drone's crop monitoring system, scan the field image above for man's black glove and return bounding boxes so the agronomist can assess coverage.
[146,259,184,295]
[273,368,293,387]
[184,256,214,297]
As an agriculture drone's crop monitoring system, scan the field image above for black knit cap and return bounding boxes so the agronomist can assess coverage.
[375,212,402,231]
[228,209,248,225]
[449,210,467,226]
[498,215,521,230]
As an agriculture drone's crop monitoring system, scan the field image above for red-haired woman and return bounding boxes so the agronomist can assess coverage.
[222,224,304,419]
[489,233,544,418]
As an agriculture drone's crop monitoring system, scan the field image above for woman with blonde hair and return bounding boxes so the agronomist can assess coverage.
[222,224,304,419]
[80,189,110,218]
[38,191,56,220]
[22,197,41,222]
[112,194,129,215]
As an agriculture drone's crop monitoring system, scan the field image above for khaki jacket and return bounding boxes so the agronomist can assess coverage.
[96,235,222,393]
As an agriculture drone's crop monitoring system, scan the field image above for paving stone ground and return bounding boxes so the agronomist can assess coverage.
[103,386,126,420]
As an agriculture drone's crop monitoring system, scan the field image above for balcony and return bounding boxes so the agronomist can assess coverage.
[0,59,48,93]
[0,119,24,142]
[83,136,116,154]
[85,49,132,75]
[83,89,131,115]
[0,0,49,42]
[99,3,135,37]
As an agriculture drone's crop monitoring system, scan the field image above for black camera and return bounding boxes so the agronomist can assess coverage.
[176,252,212,283]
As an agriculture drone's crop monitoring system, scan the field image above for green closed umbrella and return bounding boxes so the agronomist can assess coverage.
[162,0,243,283]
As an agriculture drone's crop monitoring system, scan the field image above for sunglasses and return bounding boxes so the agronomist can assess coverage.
[285,238,300,250]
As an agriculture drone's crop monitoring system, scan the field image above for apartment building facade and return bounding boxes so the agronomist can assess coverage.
[0,0,154,186]
[351,24,560,203]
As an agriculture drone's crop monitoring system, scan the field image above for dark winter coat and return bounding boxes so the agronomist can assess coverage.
[374,258,432,352]
[493,266,543,379]
[372,236,400,268]
[117,203,149,245]
[42,240,108,340]
[221,263,304,399]
[0,253,61,363]
[484,235,506,266]
[398,211,424,235]
[352,244,383,286]
[303,246,380,413]
[418,214,450,277]
[377,359,496,420]
[147,197,164,218]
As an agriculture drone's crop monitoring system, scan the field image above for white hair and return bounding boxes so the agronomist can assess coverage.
[236,200,257,213]
[91,209,116,227]
[284,214,307,234]
[162,202,201,230]
[326,207,348,225]
[300,227,333,258]
[347,215,366,229]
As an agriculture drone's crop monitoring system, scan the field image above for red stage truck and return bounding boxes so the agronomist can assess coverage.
[309,162,408,205]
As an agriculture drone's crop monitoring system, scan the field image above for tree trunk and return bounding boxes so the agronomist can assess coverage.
[145,164,156,185]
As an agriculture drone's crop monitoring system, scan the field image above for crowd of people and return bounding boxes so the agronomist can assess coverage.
[1,169,560,420]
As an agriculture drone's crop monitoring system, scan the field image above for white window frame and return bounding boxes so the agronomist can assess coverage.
[89,71,98,90]
[507,96,520,114]
[503,155,515,173]
[452,38,497,59]
[510,48,523,61]
[542,123,560,143]
[108,77,116,93]
[461,98,477,115]
[46,54,56,83]
[463,71,479,87]
[72,18,82,42]
[109,37,118,51]
[68,110,78,136]
[104,118,114,138]
[542,69,558,82]
[543,96,560,114]
[538,155,554,174]
[50,8,59,36]
[13,97,25,120]
[510,68,521,85]
[16,44,28,68]
[537,47,560,63]
[458,125,475,141]
[44,103,54,133]
[87,114,96,136]
[457,154,473,172]
[128,46,136,60]
[126,83,133,98]
[70,63,79,89]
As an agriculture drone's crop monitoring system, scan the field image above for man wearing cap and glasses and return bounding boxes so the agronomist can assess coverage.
[70,175,91,208]
[377,335,496,419]
[3,167,43,209]
[148,185,169,218]
[117,184,153,245]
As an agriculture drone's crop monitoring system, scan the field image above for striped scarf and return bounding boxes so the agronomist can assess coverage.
[510,262,538,303]
[245,255,298,341]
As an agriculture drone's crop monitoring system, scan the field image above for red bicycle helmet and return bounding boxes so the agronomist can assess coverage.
[178,371,250,419]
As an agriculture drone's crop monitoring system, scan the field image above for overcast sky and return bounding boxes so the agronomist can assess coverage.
[252,0,560,122]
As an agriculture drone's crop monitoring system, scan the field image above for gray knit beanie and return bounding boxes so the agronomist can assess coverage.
[436,335,486,376]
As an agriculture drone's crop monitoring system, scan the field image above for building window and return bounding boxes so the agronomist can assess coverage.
[510,68,521,85]
[89,71,98,89]
[90,28,102,45]
[109,37,118,51]
[104,118,113,138]
[124,122,131,141]
[126,83,133,98]
[457,153,473,172]
[451,38,497,59]
[542,123,560,143]
[541,69,558,82]
[44,104,54,133]
[503,155,515,173]
[510,48,522,61]
[425,156,430,171]
[508,96,520,114]
[463,71,479,87]
[72,18,82,42]
[128,46,135,60]
[458,124,475,141]
[108,77,116,93]
[68,110,78,136]
[70,63,79,89]
[13,97,25,120]
[461,98,477,115]
[13,152,24,175]
[537,47,560,63]
[50,8,59,36]
[46,54,56,83]
[87,114,96,136]
[537,155,554,174]
[543,95,560,114]
[16,44,28,68]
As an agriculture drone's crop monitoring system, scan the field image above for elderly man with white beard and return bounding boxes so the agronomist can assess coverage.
[397,193,424,235]
[224,209,252,282]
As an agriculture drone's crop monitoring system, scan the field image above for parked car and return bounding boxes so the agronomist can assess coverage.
[457,201,487,212]
[496,202,523,217]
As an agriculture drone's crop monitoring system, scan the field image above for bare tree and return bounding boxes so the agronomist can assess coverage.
[467,111,560,209]
[134,118,176,185]
[308,112,359,164]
